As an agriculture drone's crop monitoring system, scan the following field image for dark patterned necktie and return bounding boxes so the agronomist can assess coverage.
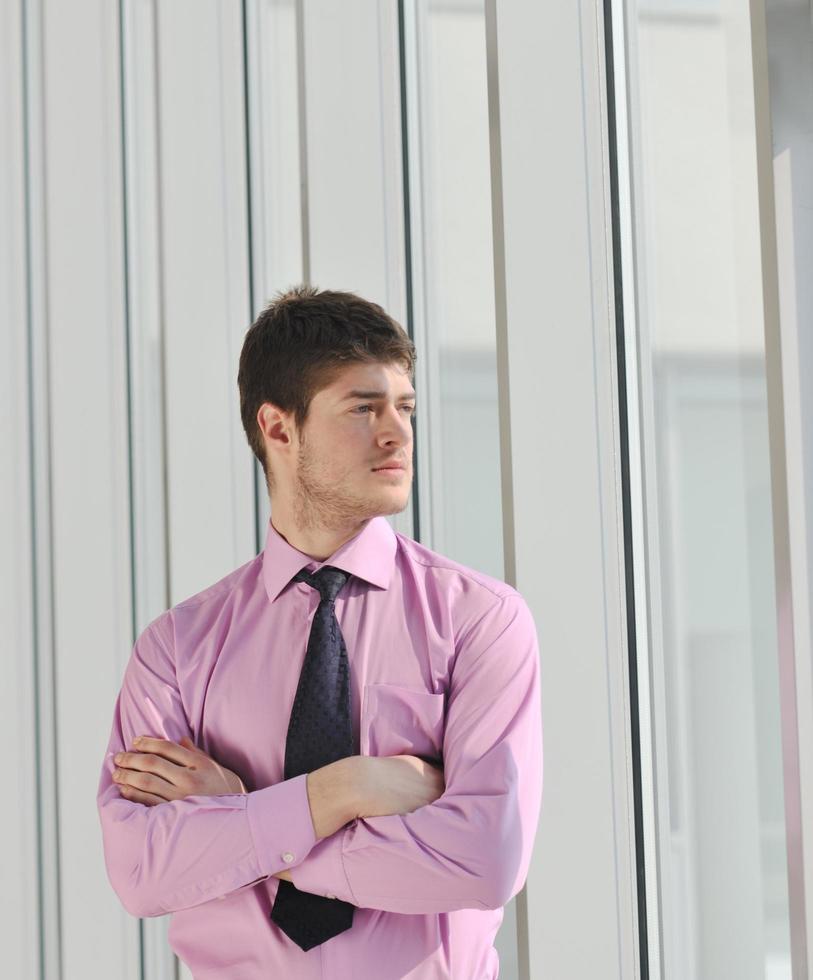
[269,564,356,951]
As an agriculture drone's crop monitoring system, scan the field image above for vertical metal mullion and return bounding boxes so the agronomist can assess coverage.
[397,0,437,549]
[240,0,273,540]
[294,0,311,286]
[396,0,421,545]
[604,0,662,977]
[119,2,174,976]
[115,2,143,978]
[748,1,811,976]
[22,0,61,974]
[239,0,262,553]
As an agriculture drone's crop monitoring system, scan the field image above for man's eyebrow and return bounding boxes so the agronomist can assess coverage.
[338,389,417,401]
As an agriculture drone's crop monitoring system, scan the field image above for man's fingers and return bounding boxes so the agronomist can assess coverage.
[112,753,185,801]
[113,736,199,789]
[112,735,246,800]
[114,764,178,796]
[114,753,182,788]
[117,783,168,806]
[125,735,197,767]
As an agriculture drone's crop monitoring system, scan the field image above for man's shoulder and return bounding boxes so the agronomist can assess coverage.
[140,553,262,643]
[173,553,262,611]
[393,534,536,658]
[393,531,521,606]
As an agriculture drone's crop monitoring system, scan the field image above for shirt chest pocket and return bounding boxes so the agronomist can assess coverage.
[360,683,446,763]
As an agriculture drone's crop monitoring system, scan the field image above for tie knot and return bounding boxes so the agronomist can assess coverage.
[293,565,349,603]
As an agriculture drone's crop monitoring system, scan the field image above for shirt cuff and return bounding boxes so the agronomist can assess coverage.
[288,824,358,905]
[246,772,318,874]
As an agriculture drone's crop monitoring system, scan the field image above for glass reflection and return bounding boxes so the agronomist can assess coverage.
[411,0,503,580]
[622,0,793,976]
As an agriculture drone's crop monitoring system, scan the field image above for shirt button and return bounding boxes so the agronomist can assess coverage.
[281,851,295,863]
[326,892,336,900]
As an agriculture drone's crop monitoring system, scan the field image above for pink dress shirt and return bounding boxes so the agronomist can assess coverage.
[97,514,543,979]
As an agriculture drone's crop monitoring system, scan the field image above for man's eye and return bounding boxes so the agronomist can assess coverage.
[352,405,416,414]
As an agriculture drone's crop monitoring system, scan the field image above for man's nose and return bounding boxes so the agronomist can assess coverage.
[377,406,412,443]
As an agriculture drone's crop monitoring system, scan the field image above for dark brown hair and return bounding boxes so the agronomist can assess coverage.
[238,283,416,492]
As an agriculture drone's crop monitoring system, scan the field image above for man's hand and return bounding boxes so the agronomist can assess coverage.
[112,736,294,880]
[111,735,247,806]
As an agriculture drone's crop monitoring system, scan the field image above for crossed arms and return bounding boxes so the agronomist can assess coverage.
[96,594,543,917]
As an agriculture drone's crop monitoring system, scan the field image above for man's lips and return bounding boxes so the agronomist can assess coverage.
[372,463,406,471]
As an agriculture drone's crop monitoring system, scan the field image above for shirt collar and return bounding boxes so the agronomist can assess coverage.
[262,514,398,603]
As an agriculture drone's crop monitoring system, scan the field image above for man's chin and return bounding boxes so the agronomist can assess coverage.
[378,498,411,517]
[361,488,411,518]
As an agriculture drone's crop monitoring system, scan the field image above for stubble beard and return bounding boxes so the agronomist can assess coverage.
[292,440,407,532]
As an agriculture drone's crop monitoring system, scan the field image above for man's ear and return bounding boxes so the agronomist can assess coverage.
[258,403,296,452]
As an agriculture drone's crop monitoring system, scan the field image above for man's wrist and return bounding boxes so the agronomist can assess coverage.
[339,755,363,822]
[306,757,361,839]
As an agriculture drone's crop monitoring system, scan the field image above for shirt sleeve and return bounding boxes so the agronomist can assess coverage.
[96,613,319,918]
[289,592,544,913]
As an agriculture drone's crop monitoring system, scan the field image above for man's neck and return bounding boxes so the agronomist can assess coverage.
[270,513,372,562]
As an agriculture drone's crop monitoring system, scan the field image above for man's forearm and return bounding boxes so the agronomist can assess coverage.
[272,757,360,882]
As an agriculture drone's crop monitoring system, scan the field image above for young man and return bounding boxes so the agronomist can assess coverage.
[97,285,543,979]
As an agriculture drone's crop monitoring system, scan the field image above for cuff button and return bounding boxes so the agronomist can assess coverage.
[281,851,295,863]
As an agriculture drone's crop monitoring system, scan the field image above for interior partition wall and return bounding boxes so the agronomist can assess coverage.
[486,1,642,977]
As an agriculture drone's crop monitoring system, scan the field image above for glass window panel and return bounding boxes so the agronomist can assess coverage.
[411,0,503,580]
[409,0,512,973]
[619,1,794,976]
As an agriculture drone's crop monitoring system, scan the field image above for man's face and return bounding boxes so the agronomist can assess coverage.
[274,360,415,528]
